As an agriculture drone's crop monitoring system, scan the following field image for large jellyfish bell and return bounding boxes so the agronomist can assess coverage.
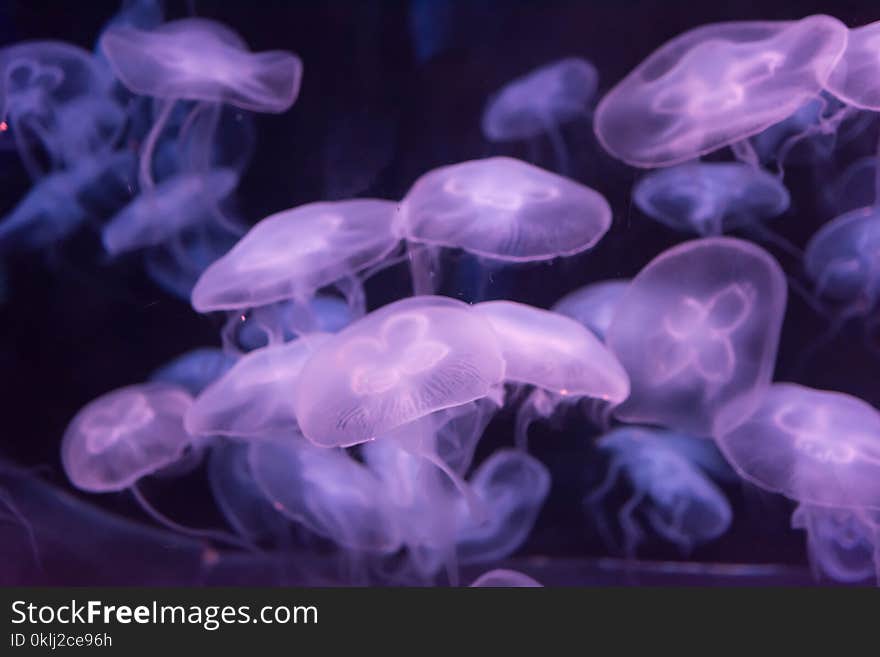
[825,20,880,110]
[551,279,630,341]
[293,296,505,448]
[593,15,848,167]
[714,383,880,510]
[606,237,786,436]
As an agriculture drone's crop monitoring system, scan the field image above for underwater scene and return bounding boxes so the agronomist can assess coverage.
[2,0,880,587]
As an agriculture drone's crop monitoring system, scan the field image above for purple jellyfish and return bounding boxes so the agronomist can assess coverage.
[100,18,302,189]
[482,57,598,173]
[399,156,611,294]
[593,15,848,167]
[470,569,543,587]
[632,162,790,237]
[714,383,880,510]
[791,504,879,584]
[606,237,786,436]
[551,279,630,341]
[587,427,732,556]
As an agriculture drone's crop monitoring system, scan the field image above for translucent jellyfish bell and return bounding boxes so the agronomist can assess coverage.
[191,200,400,312]
[149,347,237,396]
[248,435,401,553]
[607,237,786,436]
[714,383,880,510]
[588,427,732,556]
[791,504,879,584]
[483,58,598,142]
[826,21,880,110]
[102,168,239,255]
[99,18,302,112]
[293,296,505,447]
[61,383,194,493]
[633,162,790,236]
[551,279,630,341]
[474,300,629,403]
[593,15,848,167]
[805,206,880,309]
[400,157,611,262]
[185,333,331,438]
[470,569,543,587]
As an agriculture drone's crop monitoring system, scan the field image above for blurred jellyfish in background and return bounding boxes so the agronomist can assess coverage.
[482,57,598,174]
[100,17,303,190]
[607,237,786,436]
[632,162,790,238]
[803,206,880,359]
[587,427,732,556]
[0,41,124,178]
[399,156,611,297]
[791,504,880,585]
[823,156,879,216]
[593,15,848,167]
[714,383,880,510]
[472,300,629,447]
[149,347,237,396]
[551,279,630,341]
[470,569,543,588]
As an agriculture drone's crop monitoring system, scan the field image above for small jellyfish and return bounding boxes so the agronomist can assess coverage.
[607,237,786,436]
[714,383,880,510]
[826,20,880,111]
[61,383,195,494]
[474,300,630,446]
[191,199,400,320]
[456,449,551,565]
[551,279,630,341]
[0,41,122,177]
[805,206,880,341]
[185,333,331,439]
[207,440,291,545]
[100,18,303,189]
[469,569,543,587]
[102,168,239,255]
[399,156,611,294]
[593,15,848,167]
[791,504,879,584]
[587,427,732,556]
[482,58,598,173]
[0,151,135,253]
[248,434,401,554]
[293,296,505,448]
[632,162,790,237]
[149,347,237,396]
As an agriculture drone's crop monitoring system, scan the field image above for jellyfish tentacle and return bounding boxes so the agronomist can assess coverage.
[138,97,177,190]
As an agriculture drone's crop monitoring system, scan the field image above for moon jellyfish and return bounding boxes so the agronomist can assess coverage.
[102,168,238,255]
[0,41,122,177]
[593,15,848,167]
[791,504,879,584]
[293,296,505,447]
[824,156,878,215]
[714,383,880,510]
[751,96,837,167]
[470,569,543,587]
[804,206,880,355]
[100,18,303,188]
[587,427,732,556]
[0,151,135,252]
[61,383,194,493]
[149,347,237,396]
[191,199,400,320]
[482,58,598,173]
[826,21,880,110]
[632,162,790,236]
[207,440,290,545]
[248,435,401,553]
[473,300,629,446]
[456,449,550,565]
[399,156,611,294]
[185,333,331,439]
[551,279,630,341]
[607,237,786,436]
